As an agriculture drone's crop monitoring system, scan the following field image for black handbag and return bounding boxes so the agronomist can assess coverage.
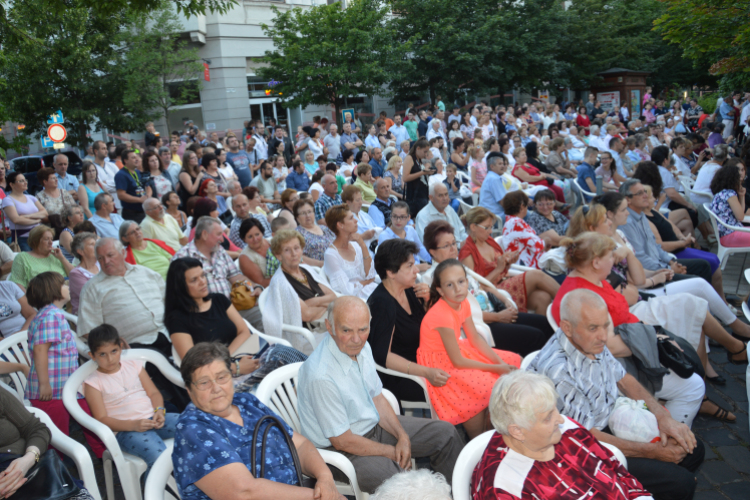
[250,414,304,485]
[0,449,81,500]
[656,336,694,379]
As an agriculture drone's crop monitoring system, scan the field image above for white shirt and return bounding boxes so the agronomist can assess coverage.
[323,243,379,299]
[95,160,121,208]
[253,134,268,160]
[692,161,722,205]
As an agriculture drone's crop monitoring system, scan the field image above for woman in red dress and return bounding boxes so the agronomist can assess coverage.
[510,148,566,204]
[576,105,591,136]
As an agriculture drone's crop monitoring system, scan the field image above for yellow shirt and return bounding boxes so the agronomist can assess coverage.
[172,154,182,166]
[140,213,184,252]
[354,179,377,203]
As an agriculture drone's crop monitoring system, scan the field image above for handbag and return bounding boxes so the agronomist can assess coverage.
[8,229,21,252]
[250,414,304,485]
[656,335,694,379]
[230,281,257,311]
[0,449,81,500]
[218,209,234,226]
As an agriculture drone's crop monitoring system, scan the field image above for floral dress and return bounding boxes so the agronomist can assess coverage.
[469,158,487,190]
[501,215,546,269]
[36,189,75,216]
[710,188,742,238]
[385,170,403,195]
[296,225,335,262]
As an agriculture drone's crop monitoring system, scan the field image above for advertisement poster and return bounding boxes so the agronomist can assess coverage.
[596,91,620,113]
[630,90,641,117]
[341,108,355,126]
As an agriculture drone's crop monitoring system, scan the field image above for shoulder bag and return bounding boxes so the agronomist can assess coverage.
[250,414,303,485]
[0,449,81,500]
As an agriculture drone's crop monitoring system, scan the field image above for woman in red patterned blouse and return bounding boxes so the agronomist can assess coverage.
[471,370,653,500]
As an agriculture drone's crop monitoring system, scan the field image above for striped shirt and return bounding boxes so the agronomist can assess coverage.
[78,264,166,346]
[314,193,342,223]
[25,304,82,401]
[528,330,626,430]
[173,241,240,298]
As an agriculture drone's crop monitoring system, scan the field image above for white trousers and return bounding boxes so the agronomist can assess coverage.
[723,119,735,140]
[647,277,737,325]
[655,371,704,428]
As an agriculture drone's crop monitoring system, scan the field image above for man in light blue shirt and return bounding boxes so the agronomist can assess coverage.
[388,114,410,146]
[719,92,737,140]
[88,193,124,239]
[368,178,393,228]
[479,153,511,220]
[297,297,462,494]
[414,183,467,243]
[53,154,79,201]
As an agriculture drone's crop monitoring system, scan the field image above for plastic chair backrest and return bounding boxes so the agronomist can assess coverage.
[0,331,30,401]
[451,430,494,500]
[546,304,559,331]
[143,442,175,500]
[520,350,540,371]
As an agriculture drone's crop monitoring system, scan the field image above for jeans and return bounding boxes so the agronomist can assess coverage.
[449,198,461,212]
[115,413,179,479]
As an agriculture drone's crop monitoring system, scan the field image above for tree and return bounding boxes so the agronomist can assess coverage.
[654,0,750,91]
[119,6,205,127]
[387,0,570,104]
[258,0,408,126]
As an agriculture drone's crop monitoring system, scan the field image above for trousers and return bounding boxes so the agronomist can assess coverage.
[628,439,704,500]
[326,415,463,494]
[488,313,554,357]
[673,258,711,284]
[115,412,179,479]
[649,277,737,325]
[654,372,704,428]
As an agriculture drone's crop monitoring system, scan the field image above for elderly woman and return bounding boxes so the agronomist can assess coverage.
[353,163,377,202]
[59,205,85,262]
[68,232,99,315]
[385,155,404,198]
[525,189,568,248]
[9,225,72,289]
[342,185,381,255]
[172,343,340,500]
[471,370,651,500]
[0,281,35,337]
[263,229,337,354]
[35,167,75,217]
[294,198,334,267]
[460,207,559,314]
[278,188,299,229]
[238,218,273,288]
[323,204,380,299]
[501,191,547,269]
[119,220,175,280]
[2,172,47,251]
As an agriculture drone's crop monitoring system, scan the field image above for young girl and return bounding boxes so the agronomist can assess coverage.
[443,164,463,212]
[467,145,486,190]
[84,324,178,479]
[24,272,105,457]
[417,260,520,439]
[448,120,462,154]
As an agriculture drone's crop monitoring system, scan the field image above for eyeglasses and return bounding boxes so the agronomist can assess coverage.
[626,189,647,198]
[436,241,458,251]
[192,371,232,391]
[391,215,409,221]
[125,227,142,237]
[474,223,493,231]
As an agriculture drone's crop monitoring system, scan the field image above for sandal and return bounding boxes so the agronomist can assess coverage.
[700,396,736,423]
[727,342,748,365]
[706,374,726,386]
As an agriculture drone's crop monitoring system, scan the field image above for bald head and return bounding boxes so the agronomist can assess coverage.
[326,297,371,359]
[559,289,607,328]
[322,174,338,196]
[232,194,250,219]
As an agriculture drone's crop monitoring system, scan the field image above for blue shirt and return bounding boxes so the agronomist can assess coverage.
[576,162,596,201]
[56,173,79,193]
[365,135,380,151]
[368,198,392,228]
[286,169,310,192]
[114,168,146,212]
[478,170,508,219]
[298,334,383,448]
[340,133,360,156]
[369,158,386,179]
[89,213,124,239]
[720,101,734,121]
[442,177,461,200]
[225,151,254,188]
[388,124,410,146]
[173,393,298,500]
[377,226,431,264]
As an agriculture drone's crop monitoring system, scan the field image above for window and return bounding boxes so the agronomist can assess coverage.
[248,77,268,98]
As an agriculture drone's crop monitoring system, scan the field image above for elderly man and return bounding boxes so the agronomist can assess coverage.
[140,198,187,251]
[415,183,467,243]
[225,180,243,216]
[53,154,79,201]
[619,180,711,284]
[78,238,189,408]
[324,123,342,163]
[298,297,463,494]
[529,289,704,500]
[478,152,511,220]
[89,193,124,239]
[368,177,394,228]
[314,174,343,226]
[173,216,263,328]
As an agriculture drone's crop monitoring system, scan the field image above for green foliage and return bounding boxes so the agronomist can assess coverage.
[697,94,718,115]
[258,0,408,125]
[118,6,204,125]
[1,0,237,19]
[387,0,569,103]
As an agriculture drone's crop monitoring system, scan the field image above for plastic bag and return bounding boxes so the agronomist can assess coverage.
[608,397,661,443]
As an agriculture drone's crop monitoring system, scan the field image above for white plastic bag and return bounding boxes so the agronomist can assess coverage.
[608,397,661,443]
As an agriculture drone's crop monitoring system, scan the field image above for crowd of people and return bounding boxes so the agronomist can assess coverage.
[1,90,750,500]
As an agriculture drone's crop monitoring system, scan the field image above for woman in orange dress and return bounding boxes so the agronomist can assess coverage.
[417,259,521,439]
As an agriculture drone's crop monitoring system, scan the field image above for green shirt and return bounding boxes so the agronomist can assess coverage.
[404,120,418,141]
[132,242,172,280]
[10,252,68,289]
[335,174,346,194]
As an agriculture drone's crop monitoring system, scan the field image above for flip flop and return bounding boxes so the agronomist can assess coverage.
[700,396,736,423]
[727,342,748,365]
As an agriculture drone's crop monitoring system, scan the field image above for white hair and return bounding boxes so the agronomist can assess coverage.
[95,237,124,254]
[371,470,451,500]
[559,288,607,327]
[429,182,447,197]
[142,197,159,213]
[489,370,558,434]
[590,124,600,135]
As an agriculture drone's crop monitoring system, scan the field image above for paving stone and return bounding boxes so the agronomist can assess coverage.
[716,446,750,473]
[719,481,750,500]
[704,443,718,460]
[694,490,729,500]
[699,461,744,484]
[716,383,748,403]
[696,471,713,490]
[720,362,747,375]
[694,414,726,430]
[702,428,741,447]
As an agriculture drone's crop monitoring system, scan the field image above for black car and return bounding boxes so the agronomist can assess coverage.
[8,152,83,195]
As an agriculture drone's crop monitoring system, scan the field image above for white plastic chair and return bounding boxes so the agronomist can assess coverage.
[255,362,400,500]
[703,203,750,270]
[466,267,518,310]
[258,289,320,352]
[520,350,540,371]
[570,177,597,201]
[451,430,627,500]
[60,311,90,358]
[143,442,179,500]
[0,331,30,404]
[63,349,185,500]
[546,304,559,331]
[28,406,103,500]
[374,363,437,418]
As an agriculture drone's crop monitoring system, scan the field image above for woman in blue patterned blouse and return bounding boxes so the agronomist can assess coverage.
[173,342,342,500]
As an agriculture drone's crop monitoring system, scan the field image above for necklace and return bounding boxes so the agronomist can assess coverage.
[289,271,309,286]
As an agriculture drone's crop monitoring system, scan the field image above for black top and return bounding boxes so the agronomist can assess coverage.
[528,157,551,175]
[367,283,426,402]
[165,293,237,347]
[405,156,429,214]
[285,268,324,300]
[645,210,679,242]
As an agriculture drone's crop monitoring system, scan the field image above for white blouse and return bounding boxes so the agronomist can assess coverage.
[323,242,380,299]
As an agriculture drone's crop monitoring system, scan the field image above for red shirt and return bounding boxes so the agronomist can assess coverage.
[576,115,591,136]
[552,276,639,327]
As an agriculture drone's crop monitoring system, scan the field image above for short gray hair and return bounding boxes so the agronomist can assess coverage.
[158,146,170,156]
[713,143,729,162]
[142,197,160,213]
[118,220,138,245]
[61,205,82,226]
[94,192,111,211]
[71,231,96,260]
[226,180,239,192]
[371,469,451,500]
[95,237,124,254]
[559,288,607,327]
[489,370,558,434]
[326,296,370,333]
[429,182,447,197]
[195,216,221,241]
[619,178,640,196]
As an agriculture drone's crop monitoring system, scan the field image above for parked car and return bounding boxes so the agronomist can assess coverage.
[8,152,83,195]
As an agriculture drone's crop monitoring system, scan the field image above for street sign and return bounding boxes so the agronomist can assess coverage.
[47,110,64,125]
[47,123,67,142]
[42,136,54,148]
[53,143,65,150]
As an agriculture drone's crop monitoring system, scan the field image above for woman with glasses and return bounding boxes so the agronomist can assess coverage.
[525,189,569,248]
[376,201,430,269]
[119,220,175,280]
[2,172,47,251]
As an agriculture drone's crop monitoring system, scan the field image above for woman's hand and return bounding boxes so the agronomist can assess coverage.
[494,308,518,324]
[239,356,260,375]
[361,229,376,240]
[425,368,451,387]
[494,253,508,272]
[313,475,344,500]
[412,282,431,302]
[613,246,629,261]
[0,453,35,498]
[51,247,66,262]
[38,382,52,401]
[492,363,517,376]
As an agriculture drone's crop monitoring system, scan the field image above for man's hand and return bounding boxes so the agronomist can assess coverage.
[651,438,689,464]
[669,261,686,274]
[392,434,412,470]
[657,415,697,454]
[313,475,344,500]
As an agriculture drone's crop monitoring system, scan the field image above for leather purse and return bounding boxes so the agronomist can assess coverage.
[0,449,81,500]
[250,415,303,485]
[230,281,256,311]
[656,336,694,379]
